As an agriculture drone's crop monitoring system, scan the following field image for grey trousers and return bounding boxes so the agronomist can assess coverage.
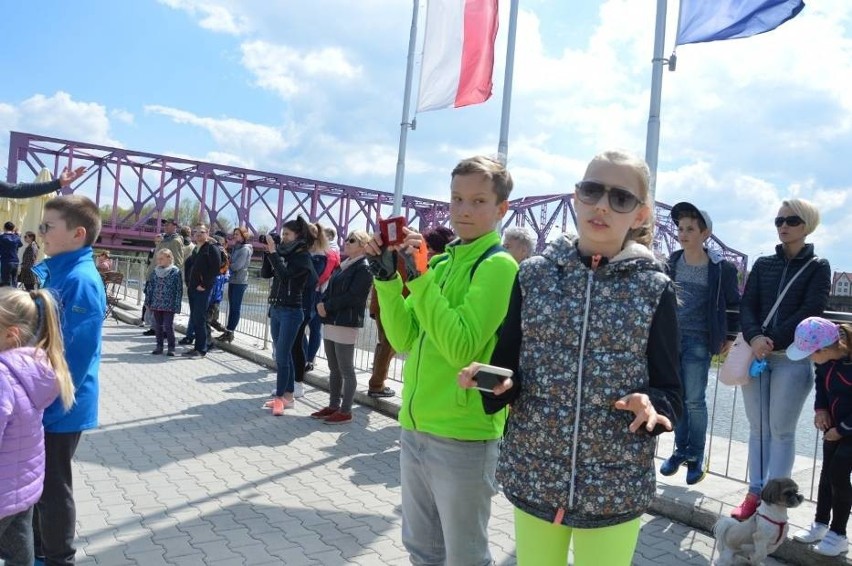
[324,340,357,413]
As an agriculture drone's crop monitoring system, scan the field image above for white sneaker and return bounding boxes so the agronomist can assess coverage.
[793,521,829,544]
[814,531,848,557]
[294,382,305,398]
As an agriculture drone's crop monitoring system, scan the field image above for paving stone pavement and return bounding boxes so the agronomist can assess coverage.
[67,323,788,565]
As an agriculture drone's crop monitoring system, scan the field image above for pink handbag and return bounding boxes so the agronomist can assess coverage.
[718,258,816,386]
[719,333,753,386]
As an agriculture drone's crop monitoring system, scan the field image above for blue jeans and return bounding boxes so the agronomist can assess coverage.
[741,351,813,494]
[399,429,499,566]
[270,306,304,396]
[226,283,247,331]
[188,287,213,352]
[673,333,711,462]
[305,306,323,363]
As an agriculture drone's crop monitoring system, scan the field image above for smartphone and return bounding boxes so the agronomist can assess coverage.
[473,364,513,392]
[379,216,406,246]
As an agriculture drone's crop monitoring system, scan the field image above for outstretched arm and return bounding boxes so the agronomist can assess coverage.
[0,166,85,198]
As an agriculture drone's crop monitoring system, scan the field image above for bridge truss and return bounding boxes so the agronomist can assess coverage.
[6,131,747,273]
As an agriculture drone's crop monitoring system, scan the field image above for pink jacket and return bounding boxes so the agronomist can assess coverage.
[0,348,59,519]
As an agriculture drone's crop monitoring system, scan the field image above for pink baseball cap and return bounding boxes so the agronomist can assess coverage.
[786,317,840,361]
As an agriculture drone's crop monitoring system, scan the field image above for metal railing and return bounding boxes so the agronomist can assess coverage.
[106,253,847,500]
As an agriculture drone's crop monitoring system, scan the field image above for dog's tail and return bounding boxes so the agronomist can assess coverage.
[713,517,737,542]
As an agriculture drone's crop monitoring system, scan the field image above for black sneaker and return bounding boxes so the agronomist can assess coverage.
[181,349,206,358]
[178,337,194,345]
[151,348,163,355]
[142,329,156,336]
[166,350,175,357]
[305,362,314,372]
[368,387,396,398]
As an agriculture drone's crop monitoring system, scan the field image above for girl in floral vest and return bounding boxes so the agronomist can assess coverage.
[460,149,683,565]
[0,287,73,566]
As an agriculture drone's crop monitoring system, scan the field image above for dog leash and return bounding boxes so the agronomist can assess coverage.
[756,512,787,545]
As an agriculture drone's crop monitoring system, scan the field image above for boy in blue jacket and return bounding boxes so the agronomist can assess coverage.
[34,194,106,565]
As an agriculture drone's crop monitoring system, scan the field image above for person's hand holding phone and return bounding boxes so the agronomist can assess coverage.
[458,363,514,395]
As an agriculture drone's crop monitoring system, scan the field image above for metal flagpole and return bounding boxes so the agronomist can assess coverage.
[392,0,420,216]
[497,0,520,164]
[645,0,668,202]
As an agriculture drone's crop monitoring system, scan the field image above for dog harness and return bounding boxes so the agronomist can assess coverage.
[757,513,787,545]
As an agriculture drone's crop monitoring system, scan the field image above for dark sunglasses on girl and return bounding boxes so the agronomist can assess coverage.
[774,215,805,228]
[346,237,358,244]
[574,181,643,213]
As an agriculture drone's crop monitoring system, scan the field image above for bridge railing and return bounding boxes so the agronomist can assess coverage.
[107,253,844,500]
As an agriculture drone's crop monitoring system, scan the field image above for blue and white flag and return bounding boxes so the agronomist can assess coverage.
[676,0,805,46]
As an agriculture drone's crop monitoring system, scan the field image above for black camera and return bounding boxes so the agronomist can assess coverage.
[259,234,267,244]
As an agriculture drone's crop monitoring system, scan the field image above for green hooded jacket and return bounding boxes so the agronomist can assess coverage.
[374,231,518,440]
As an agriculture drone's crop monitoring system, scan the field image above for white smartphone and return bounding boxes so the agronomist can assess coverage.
[473,364,513,392]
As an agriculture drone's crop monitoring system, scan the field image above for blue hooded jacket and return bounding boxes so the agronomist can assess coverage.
[42,245,104,433]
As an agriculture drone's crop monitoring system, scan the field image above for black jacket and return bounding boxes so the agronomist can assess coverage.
[320,258,372,328]
[261,243,315,309]
[741,243,831,350]
[187,240,222,290]
[667,249,741,355]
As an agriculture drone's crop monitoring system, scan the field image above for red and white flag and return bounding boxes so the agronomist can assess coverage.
[416,0,499,113]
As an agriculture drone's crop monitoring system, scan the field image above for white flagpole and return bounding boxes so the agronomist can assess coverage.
[645,0,668,202]
[497,0,519,164]
[392,0,420,216]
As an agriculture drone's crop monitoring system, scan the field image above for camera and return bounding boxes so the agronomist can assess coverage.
[259,234,267,244]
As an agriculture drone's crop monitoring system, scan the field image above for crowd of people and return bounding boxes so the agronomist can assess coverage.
[0,154,848,565]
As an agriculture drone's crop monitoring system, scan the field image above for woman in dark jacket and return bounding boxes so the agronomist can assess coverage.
[260,217,317,416]
[19,232,39,291]
[310,230,373,424]
[731,197,832,521]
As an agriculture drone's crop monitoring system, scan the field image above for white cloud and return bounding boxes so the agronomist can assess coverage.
[144,104,289,157]
[240,40,363,99]
[110,108,135,125]
[157,0,249,35]
[10,92,121,147]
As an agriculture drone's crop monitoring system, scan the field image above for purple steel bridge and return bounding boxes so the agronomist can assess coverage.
[5,131,747,273]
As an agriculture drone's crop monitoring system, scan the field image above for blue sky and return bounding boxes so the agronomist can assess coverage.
[1,0,850,271]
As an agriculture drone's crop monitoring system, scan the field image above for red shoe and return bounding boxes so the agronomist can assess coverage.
[324,411,352,424]
[271,398,285,416]
[731,493,760,521]
[310,407,338,419]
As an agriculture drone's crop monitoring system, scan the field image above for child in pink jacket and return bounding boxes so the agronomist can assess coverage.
[0,287,73,566]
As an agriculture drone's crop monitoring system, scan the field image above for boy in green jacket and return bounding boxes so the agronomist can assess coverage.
[366,156,518,565]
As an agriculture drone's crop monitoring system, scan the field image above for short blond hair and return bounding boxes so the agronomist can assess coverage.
[781,198,820,236]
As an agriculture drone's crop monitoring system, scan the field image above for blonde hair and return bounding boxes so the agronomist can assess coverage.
[346,229,372,247]
[831,323,852,360]
[781,198,820,236]
[0,288,73,410]
[309,222,330,252]
[587,149,654,248]
[156,248,174,264]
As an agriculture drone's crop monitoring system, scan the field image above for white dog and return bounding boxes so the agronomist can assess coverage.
[714,478,804,565]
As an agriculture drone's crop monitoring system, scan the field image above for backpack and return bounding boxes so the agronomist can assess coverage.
[432,243,507,283]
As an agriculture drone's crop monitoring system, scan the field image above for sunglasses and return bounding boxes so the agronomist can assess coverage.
[774,215,805,228]
[37,222,55,235]
[575,181,643,213]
